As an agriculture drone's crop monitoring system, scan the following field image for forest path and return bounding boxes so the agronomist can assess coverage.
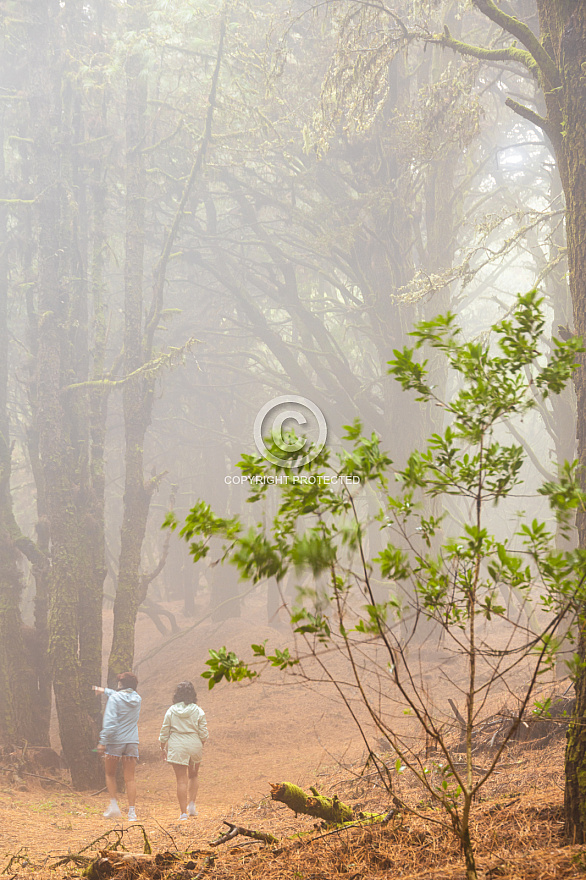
[1,597,364,863]
[0,594,541,866]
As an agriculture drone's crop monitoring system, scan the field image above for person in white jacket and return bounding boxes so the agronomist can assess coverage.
[159,681,209,820]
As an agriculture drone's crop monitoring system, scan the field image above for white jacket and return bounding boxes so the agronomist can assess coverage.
[159,702,209,748]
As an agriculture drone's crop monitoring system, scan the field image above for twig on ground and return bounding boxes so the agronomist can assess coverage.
[50,827,125,867]
[1,847,28,875]
[153,818,178,850]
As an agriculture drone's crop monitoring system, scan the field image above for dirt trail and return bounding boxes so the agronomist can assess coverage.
[1,597,364,864]
[133,596,365,808]
[0,594,555,867]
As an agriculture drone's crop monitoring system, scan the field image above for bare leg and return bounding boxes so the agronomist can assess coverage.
[104,755,119,799]
[188,761,200,806]
[122,757,137,808]
[172,763,188,814]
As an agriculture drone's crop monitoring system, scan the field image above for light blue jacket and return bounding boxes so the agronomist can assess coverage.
[99,688,141,746]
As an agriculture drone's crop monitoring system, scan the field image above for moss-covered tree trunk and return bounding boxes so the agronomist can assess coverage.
[440,0,586,841]
[68,45,108,730]
[0,139,37,745]
[22,175,52,748]
[0,11,56,749]
[496,0,586,842]
[534,2,586,842]
[28,0,102,788]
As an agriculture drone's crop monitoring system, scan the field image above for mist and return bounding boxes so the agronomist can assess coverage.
[0,0,580,822]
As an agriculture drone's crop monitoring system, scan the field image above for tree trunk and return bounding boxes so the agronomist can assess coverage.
[108,0,152,685]
[24,227,52,747]
[533,2,586,842]
[28,0,102,788]
[109,3,227,677]
[86,2,112,703]
[455,0,586,843]
[0,162,35,744]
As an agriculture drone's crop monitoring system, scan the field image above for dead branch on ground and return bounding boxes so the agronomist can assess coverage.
[210,821,278,847]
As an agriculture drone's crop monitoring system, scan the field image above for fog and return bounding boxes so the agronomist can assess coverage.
[0,0,576,783]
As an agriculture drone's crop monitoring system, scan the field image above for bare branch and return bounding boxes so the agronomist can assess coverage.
[143,3,228,357]
[507,421,555,482]
[210,820,278,847]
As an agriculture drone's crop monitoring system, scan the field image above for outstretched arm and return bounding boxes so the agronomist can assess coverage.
[98,690,118,745]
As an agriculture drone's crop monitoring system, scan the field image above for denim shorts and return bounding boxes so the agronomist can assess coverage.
[105,742,139,759]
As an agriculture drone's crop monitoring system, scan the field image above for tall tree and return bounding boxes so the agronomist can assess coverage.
[107,1,228,680]
[27,0,104,787]
[436,0,586,843]
[0,109,42,744]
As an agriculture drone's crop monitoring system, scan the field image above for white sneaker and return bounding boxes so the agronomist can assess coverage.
[179,813,189,821]
[103,801,121,819]
[187,801,198,817]
[128,807,137,821]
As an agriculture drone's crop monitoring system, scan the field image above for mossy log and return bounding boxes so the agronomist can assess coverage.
[270,781,354,823]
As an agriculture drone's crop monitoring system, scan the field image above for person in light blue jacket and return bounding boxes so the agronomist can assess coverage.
[94,672,142,821]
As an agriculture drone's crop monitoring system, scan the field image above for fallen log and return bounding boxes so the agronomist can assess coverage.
[270,782,354,823]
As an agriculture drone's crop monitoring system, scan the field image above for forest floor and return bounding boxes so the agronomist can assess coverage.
[1,596,585,879]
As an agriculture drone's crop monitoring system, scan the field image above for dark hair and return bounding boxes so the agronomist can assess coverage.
[173,681,197,705]
[117,672,138,690]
